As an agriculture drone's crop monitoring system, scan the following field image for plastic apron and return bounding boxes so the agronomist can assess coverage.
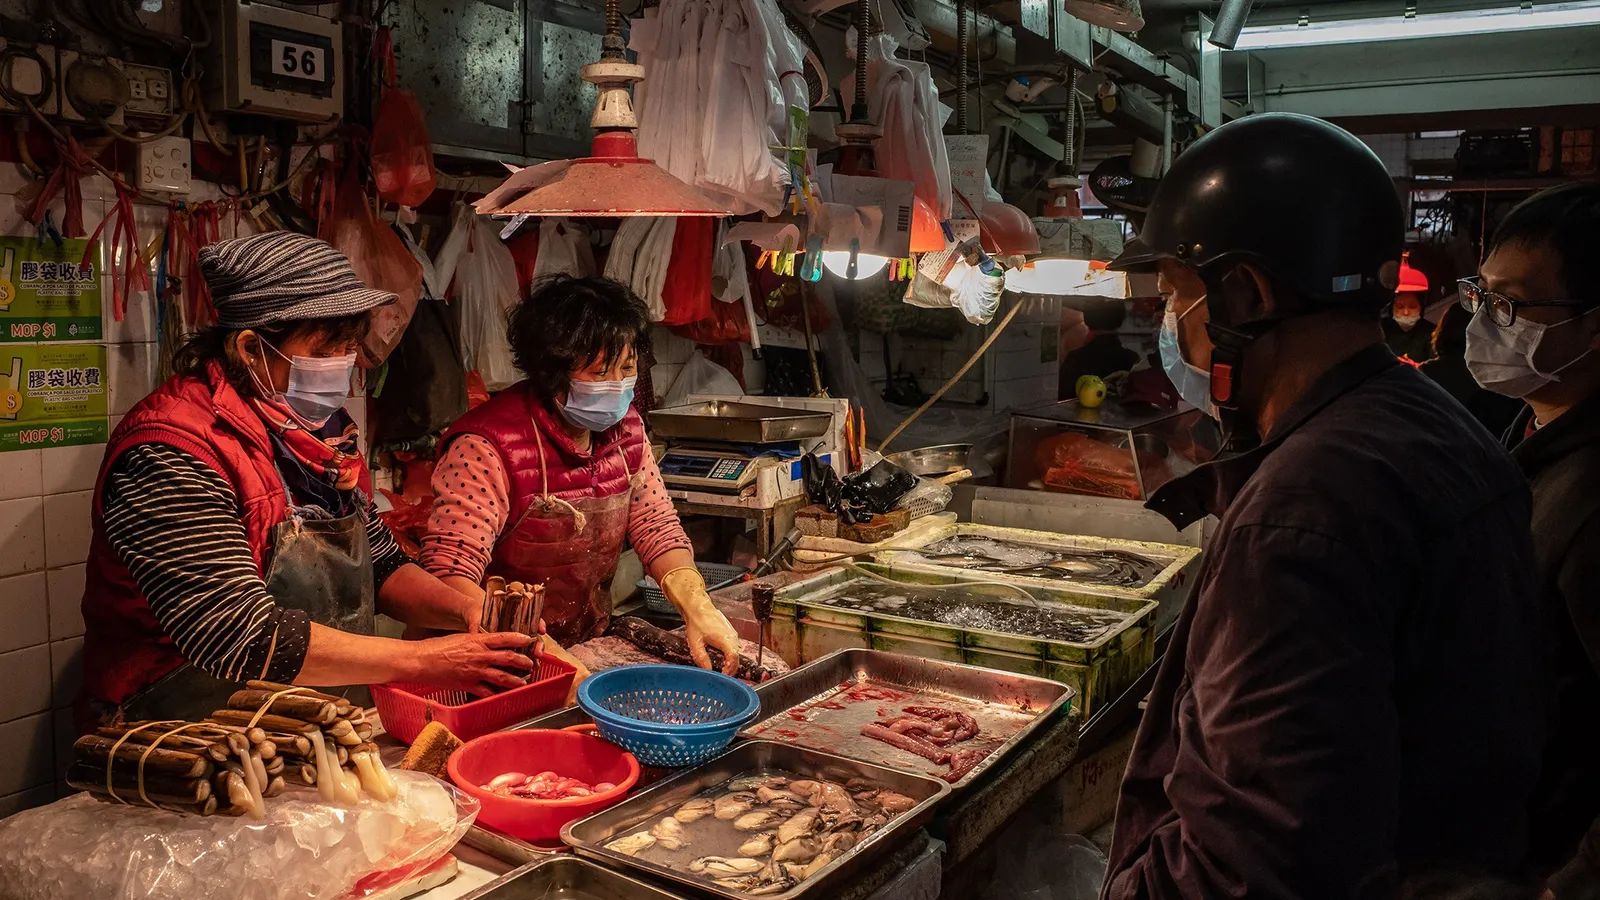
[485,427,637,647]
[113,493,376,724]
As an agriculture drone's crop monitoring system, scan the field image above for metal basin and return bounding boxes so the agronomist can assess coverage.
[648,401,832,444]
[884,444,972,478]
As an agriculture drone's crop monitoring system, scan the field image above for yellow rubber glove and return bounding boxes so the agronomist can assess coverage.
[660,566,743,675]
[541,634,591,706]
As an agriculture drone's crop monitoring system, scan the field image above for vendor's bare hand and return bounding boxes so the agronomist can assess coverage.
[416,632,536,697]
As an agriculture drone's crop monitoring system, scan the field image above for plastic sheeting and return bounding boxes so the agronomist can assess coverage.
[631,0,807,216]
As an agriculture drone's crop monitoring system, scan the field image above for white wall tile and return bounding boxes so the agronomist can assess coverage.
[0,572,46,654]
[42,490,92,568]
[46,564,85,641]
[103,284,158,344]
[41,443,104,495]
[0,784,55,820]
[0,713,55,796]
[0,645,51,723]
[0,496,45,577]
[107,342,158,416]
[0,449,41,501]
[48,638,82,711]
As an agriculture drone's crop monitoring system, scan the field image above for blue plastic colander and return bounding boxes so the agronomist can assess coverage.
[576,665,761,767]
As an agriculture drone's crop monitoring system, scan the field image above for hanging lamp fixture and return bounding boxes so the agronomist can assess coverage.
[1064,0,1145,32]
[483,0,732,217]
[824,0,891,280]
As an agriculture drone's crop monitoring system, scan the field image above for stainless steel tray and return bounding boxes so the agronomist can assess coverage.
[649,401,832,444]
[742,649,1074,790]
[460,856,683,900]
[563,741,949,900]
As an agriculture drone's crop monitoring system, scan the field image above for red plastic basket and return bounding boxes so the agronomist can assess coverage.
[371,655,577,744]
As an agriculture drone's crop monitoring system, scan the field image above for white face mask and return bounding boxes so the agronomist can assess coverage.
[1465,306,1595,398]
[1393,313,1421,331]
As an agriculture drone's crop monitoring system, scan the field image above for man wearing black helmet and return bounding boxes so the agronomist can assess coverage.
[1101,113,1544,900]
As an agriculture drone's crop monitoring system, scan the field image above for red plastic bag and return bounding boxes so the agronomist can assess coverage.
[317,159,423,367]
[657,217,713,326]
[670,297,751,345]
[369,28,436,208]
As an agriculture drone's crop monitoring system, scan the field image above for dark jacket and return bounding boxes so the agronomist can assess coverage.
[1383,317,1435,364]
[1506,399,1600,897]
[1103,345,1544,900]
[1059,333,1141,401]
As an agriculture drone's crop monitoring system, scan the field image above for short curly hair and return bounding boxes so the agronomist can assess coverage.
[508,275,652,400]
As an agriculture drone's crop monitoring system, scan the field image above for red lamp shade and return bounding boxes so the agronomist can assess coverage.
[980,200,1041,256]
[1397,252,1429,294]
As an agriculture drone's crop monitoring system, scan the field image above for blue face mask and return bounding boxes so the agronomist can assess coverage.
[560,376,637,431]
[1159,306,1217,419]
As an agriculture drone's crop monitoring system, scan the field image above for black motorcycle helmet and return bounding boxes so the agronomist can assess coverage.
[1112,113,1404,433]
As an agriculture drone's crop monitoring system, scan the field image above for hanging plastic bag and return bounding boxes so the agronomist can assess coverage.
[530,218,594,281]
[670,292,752,345]
[368,28,437,208]
[452,210,522,392]
[372,225,467,445]
[659,350,741,407]
[317,159,423,366]
[658,217,714,326]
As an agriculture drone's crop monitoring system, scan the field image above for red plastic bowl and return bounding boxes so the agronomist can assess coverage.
[448,725,640,843]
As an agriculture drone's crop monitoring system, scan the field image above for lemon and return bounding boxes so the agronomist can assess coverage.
[1075,375,1107,409]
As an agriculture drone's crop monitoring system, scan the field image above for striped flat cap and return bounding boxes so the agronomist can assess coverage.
[200,232,396,329]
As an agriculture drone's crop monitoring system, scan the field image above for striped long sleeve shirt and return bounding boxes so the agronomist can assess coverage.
[101,443,411,683]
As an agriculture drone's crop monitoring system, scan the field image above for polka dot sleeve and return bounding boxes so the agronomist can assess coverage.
[419,435,512,583]
[627,450,694,567]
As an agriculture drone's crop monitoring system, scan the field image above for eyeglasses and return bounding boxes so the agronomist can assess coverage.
[1457,276,1591,327]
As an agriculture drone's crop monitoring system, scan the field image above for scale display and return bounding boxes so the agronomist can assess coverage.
[658,450,758,493]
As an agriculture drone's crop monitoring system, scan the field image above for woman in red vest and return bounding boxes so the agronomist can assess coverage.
[79,233,536,728]
[420,275,742,686]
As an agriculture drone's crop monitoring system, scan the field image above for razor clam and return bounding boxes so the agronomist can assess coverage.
[651,816,689,850]
[738,831,776,857]
[734,808,787,831]
[777,807,820,843]
[714,791,759,820]
[772,836,821,864]
[673,797,715,823]
[606,832,657,856]
[691,856,765,877]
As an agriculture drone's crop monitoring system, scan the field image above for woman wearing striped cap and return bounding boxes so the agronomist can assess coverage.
[76,232,534,729]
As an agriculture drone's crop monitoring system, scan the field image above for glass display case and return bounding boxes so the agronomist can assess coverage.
[1005,399,1217,500]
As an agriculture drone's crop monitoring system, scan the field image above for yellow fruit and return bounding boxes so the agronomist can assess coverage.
[1076,375,1107,409]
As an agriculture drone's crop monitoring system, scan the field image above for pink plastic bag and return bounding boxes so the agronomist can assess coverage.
[369,28,437,208]
[317,160,423,367]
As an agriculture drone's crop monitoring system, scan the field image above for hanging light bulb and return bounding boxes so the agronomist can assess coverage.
[821,250,889,280]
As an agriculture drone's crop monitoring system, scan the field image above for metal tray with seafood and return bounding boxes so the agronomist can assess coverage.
[563,741,948,900]
[460,856,683,900]
[869,522,1200,631]
[742,649,1073,790]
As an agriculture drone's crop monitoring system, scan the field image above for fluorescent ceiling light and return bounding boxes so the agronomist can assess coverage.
[1232,1,1600,50]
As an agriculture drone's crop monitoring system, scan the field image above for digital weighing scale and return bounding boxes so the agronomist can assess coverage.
[656,442,801,494]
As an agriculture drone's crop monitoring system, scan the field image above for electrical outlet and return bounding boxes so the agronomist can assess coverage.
[0,41,58,116]
[122,62,174,118]
[58,50,126,126]
[136,136,192,195]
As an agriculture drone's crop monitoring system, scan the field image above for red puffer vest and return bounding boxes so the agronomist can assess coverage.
[442,382,649,539]
[79,361,293,719]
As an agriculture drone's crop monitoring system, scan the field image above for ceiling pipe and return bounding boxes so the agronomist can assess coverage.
[1207,0,1253,49]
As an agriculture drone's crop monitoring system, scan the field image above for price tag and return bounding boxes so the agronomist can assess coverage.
[269,40,327,82]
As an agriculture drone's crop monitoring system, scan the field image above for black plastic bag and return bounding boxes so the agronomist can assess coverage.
[801,454,919,525]
[371,281,467,446]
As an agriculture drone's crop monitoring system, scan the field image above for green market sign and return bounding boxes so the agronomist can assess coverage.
[0,344,108,451]
[0,236,102,342]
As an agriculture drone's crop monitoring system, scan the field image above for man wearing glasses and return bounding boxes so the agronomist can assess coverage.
[1464,182,1600,900]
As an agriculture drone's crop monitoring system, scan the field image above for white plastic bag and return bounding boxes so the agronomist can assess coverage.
[660,351,742,407]
[0,771,475,900]
[451,208,523,391]
[531,217,595,280]
[980,829,1107,900]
